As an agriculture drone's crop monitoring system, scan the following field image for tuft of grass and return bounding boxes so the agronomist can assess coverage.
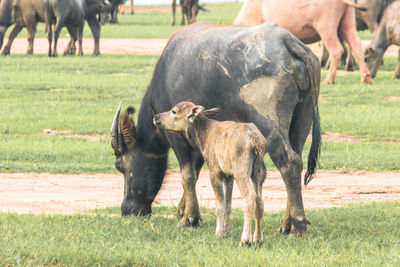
[0,202,399,266]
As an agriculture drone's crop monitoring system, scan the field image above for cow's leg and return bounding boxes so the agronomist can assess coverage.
[394,48,400,79]
[339,6,371,83]
[209,170,229,237]
[223,176,233,236]
[87,16,101,56]
[130,0,134,14]
[63,26,76,56]
[0,26,8,52]
[47,23,53,57]
[235,173,257,245]
[172,140,203,226]
[1,24,23,55]
[171,0,176,25]
[252,158,265,243]
[345,42,356,72]
[180,0,186,25]
[77,20,84,56]
[190,4,196,24]
[320,42,329,68]
[25,19,37,55]
[52,18,65,57]
[319,31,344,84]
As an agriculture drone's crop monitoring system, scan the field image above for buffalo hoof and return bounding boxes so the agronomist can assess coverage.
[277,215,309,235]
[393,71,400,79]
[179,215,200,227]
[176,209,184,217]
[361,73,372,84]
[322,78,334,85]
[1,49,10,56]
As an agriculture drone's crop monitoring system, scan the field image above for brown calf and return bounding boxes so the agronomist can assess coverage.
[153,101,267,245]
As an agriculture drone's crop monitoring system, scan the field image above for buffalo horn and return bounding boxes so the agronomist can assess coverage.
[111,102,123,154]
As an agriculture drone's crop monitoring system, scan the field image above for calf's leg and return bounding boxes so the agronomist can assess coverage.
[210,171,230,237]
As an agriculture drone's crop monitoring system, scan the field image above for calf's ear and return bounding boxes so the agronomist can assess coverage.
[187,105,205,122]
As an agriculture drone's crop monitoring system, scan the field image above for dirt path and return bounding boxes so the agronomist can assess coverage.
[1,171,399,214]
[5,38,399,57]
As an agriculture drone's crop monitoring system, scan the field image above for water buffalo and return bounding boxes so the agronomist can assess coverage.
[171,0,207,25]
[1,0,46,55]
[63,0,110,56]
[0,0,13,51]
[1,0,108,56]
[365,1,400,78]
[45,0,85,57]
[110,22,321,234]
[321,0,397,71]
[234,0,371,84]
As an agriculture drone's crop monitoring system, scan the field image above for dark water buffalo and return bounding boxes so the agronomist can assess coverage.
[100,0,123,24]
[1,0,46,55]
[45,0,85,57]
[110,22,321,234]
[365,1,400,78]
[171,0,207,25]
[1,0,108,56]
[64,0,110,56]
[0,0,13,51]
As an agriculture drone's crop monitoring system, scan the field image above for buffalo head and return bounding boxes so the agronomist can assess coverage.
[110,103,167,216]
[364,46,383,78]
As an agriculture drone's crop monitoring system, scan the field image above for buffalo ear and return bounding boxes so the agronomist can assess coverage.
[202,107,221,118]
[120,106,136,149]
[187,105,205,122]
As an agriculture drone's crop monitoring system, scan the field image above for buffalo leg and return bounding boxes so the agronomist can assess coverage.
[339,6,371,83]
[394,48,400,79]
[171,0,176,25]
[25,18,37,55]
[0,26,7,52]
[47,23,53,57]
[77,20,84,56]
[51,17,66,57]
[1,24,23,55]
[180,0,186,25]
[87,16,101,56]
[320,42,329,68]
[63,26,77,56]
[173,141,203,226]
[345,43,356,71]
[319,30,344,84]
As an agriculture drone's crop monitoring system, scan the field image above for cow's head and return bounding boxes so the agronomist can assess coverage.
[110,103,166,217]
[364,46,383,78]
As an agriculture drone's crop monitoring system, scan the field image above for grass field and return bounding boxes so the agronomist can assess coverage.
[1,54,400,173]
[0,202,399,266]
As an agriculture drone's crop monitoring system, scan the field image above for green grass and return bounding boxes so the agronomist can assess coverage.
[0,202,399,266]
[0,3,243,40]
[1,54,400,173]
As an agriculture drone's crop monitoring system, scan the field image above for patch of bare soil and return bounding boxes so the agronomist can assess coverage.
[1,171,399,214]
[6,39,399,57]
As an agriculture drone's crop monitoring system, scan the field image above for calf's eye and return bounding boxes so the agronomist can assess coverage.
[172,110,176,114]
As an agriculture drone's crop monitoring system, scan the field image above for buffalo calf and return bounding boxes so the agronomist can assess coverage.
[153,101,267,245]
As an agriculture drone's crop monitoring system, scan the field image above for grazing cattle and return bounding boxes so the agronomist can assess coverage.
[1,0,46,55]
[365,1,400,78]
[234,0,371,84]
[63,0,110,56]
[321,0,397,71]
[45,0,86,57]
[0,0,13,51]
[1,0,108,56]
[110,22,321,234]
[153,101,267,245]
[171,0,207,25]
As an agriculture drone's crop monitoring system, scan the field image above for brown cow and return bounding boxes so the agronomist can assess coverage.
[153,101,267,245]
[234,0,371,84]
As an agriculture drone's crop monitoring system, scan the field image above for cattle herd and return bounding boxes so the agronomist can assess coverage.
[1,0,399,244]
